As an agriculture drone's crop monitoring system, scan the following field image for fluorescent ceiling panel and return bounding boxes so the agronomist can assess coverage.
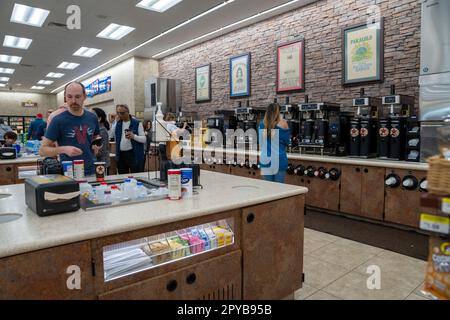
[38,80,54,85]
[3,35,33,50]
[0,77,10,82]
[10,3,50,27]
[58,62,80,70]
[0,68,15,74]
[31,86,45,90]
[136,0,183,13]
[73,47,102,58]
[97,23,135,40]
[46,72,65,78]
[0,54,22,64]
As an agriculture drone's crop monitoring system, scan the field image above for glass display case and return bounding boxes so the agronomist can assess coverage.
[103,218,235,282]
[0,116,36,143]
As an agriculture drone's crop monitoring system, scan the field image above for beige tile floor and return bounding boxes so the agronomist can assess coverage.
[296,228,432,300]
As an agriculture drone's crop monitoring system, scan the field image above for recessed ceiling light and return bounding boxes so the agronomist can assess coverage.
[31,86,45,90]
[46,72,65,78]
[97,23,135,40]
[0,77,10,82]
[0,54,22,64]
[3,35,33,50]
[0,68,15,74]
[136,0,183,13]
[0,84,6,88]
[10,3,50,27]
[38,80,53,85]
[57,62,80,70]
[73,47,102,58]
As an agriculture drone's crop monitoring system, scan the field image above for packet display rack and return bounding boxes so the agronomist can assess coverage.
[103,218,235,282]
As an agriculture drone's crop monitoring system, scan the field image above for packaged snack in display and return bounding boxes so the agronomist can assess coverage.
[167,237,185,260]
[213,227,226,247]
[190,227,200,238]
[198,228,211,251]
[223,228,234,245]
[423,237,450,300]
[175,236,191,256]
[205,227,218,249]
[142,240,171,265]
[188,234,205,254]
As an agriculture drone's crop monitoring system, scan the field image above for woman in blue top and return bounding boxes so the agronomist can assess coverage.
[259,103,291,183]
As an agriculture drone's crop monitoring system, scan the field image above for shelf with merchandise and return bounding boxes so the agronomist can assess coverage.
[102,218,235,282]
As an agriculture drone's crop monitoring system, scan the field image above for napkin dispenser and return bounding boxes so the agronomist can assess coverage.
[0,147,17,160]
[25,175,80,217]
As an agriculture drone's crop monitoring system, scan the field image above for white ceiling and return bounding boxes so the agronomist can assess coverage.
[0,0,317,94]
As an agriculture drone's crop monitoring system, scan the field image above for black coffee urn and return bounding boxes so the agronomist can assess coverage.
[380,85,415,161]
[349,88,381,158]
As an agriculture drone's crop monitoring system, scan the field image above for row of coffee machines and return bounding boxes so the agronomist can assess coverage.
[205,85,420,161]
[349,85,419,161]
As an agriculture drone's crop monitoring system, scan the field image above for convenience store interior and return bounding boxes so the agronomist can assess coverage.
[0,0,449,301]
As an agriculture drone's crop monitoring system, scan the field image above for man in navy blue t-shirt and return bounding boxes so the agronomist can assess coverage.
[40,82,101,176]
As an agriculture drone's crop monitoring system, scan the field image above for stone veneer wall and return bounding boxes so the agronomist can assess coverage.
[159,0,421,118]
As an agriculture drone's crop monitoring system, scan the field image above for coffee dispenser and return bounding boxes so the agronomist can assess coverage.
[349,88,381,158]
[279,97,300,149]
[329,111,352,157]
[206,110,237,147]
[380,85,415,160]
[298,95,341,155]
[235,101,265,149]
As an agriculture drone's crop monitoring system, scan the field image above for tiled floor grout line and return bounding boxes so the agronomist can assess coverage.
[302,286,321,300]
[308,290,342,300]
[319,271,353,298]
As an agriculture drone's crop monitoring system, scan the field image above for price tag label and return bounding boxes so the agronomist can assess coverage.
[442,198,450,214]
[420,214,450,234]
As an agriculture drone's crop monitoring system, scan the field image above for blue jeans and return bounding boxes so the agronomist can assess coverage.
[262,170,286,184]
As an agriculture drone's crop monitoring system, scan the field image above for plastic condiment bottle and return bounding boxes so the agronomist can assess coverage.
[128,176,138,186]
[111,185,122,203]
[136,182,147,199]
[123,179,134,200]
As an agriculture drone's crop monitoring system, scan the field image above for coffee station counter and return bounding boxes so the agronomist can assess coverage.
[186,146,429,171]
[287,154,428,171]
[0,155,40,165]
[185,146,429,230]
[0,171,307,300]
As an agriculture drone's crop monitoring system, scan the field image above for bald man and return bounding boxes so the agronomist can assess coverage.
[40,82,101,177]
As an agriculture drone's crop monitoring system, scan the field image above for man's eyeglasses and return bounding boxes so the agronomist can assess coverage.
[117,111,128,115]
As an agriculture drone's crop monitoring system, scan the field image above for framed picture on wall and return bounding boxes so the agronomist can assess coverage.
[342,18,384,86]
[195,63,211,103]
[277,39,305,93]
[230,53,251,98]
